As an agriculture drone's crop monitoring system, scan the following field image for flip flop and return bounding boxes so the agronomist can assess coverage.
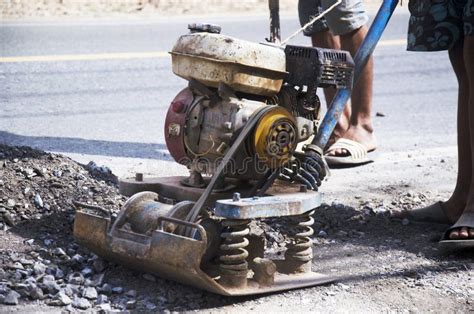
[391,201,452,225]
[439,211,474,250]
[324,138,374,167]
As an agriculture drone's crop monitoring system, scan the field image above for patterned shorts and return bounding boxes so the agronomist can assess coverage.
[407,0,474,51]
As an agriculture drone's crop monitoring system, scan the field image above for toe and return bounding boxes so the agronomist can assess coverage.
[449,229,460,239]
[334,148,348,157]
[459,227,469,238]
[469,228,474,239]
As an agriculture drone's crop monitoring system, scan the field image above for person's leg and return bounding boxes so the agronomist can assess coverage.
[441,41,472,226]
[333,26,376,155]
[321,0,375,156]
[449,36,474,239]
[310,31,351,143]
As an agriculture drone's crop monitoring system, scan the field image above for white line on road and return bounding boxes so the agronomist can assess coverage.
[0,39,406,63]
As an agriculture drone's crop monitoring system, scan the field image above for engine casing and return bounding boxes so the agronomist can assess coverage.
[165,88,299,179]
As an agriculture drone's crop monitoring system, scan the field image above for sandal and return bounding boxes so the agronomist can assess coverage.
[324,138,374,168]
[439,211,474,250]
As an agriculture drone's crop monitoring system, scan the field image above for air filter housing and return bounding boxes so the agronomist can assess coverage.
[284,45,354,89]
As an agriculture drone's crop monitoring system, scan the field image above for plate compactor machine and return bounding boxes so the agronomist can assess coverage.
[73,0,398,296]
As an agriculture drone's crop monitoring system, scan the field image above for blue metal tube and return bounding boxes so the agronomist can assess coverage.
[312,0,399,149]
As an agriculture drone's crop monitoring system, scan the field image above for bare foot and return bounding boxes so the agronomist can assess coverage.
[327,104,351,148]
[327,123,347,148]
[449,227,474,239]
[326,124,377,157]
[443,196,468,223]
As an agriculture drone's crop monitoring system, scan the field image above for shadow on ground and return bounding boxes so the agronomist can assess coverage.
[0,131,171,160]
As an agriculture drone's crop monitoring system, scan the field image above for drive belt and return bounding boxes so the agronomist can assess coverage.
[182,105,275,238]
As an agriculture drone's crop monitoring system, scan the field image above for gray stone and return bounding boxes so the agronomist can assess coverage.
[3,212,14,227]
[13,270,23,280]
[68,272,84,285]
[81,266,94,277]
[33,262,46,275]
[25,239,34,245]
[145,301,157,310]
[99,283,112,295]
[72,297,92,310]
[54,267,64,279]
[85,273,104,287]
[82,287,98,300]
[53,170,62,177]
[34,194,43,208]
[126,299,137,309]
[402,218,410,226]
[112,286,123,294]
[12,262,25,270]
[92,259,107,273]
[29,287,44,300]
[96,294,108,304]
[71,254,85,264]
[7,199,16,208]
[24,277,36,285]
[52,247,67,257]
[42,274,56,283]
[0,284,8,294]
[43,239,53,246]
[62,284,79,296]
[317,230,328,238]
[125,289,137,298]
[19,258,34,266]
[4,291,20,305]
[143,273,156,282]
[42,275,60,294]
[97,303,112,311]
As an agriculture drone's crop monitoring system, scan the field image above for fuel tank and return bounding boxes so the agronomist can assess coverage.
[170,32,287,96]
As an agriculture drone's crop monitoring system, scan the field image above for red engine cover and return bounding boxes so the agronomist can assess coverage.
[164,88,193,166]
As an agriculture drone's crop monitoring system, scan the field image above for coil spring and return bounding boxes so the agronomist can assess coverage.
[219,219,250,275]
[285,210,315,262]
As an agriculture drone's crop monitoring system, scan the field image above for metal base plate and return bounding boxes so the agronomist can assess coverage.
[74,209,335,296]
[222,272,335,296]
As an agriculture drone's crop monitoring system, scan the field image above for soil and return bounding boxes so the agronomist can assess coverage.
[0,145,473,312]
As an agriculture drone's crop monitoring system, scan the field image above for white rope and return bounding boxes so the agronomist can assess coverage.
[280,0,343,46]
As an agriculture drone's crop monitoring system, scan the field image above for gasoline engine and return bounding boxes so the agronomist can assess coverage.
[166,23,354,188]
[73,23,355,296]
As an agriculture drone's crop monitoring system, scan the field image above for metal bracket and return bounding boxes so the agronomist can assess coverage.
[214,191,321,219]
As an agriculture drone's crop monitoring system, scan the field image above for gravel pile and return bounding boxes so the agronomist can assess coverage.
[0,145,133,310]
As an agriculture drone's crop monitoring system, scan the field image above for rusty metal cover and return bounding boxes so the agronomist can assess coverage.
[164,88,192,166]
[170,33,287,96]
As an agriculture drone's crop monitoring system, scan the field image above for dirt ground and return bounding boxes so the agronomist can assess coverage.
[0,144,473,312]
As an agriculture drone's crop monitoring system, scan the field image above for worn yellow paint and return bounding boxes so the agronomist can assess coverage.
[0,39,407,63]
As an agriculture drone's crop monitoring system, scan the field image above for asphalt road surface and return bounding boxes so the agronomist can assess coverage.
[1,8,458,198]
